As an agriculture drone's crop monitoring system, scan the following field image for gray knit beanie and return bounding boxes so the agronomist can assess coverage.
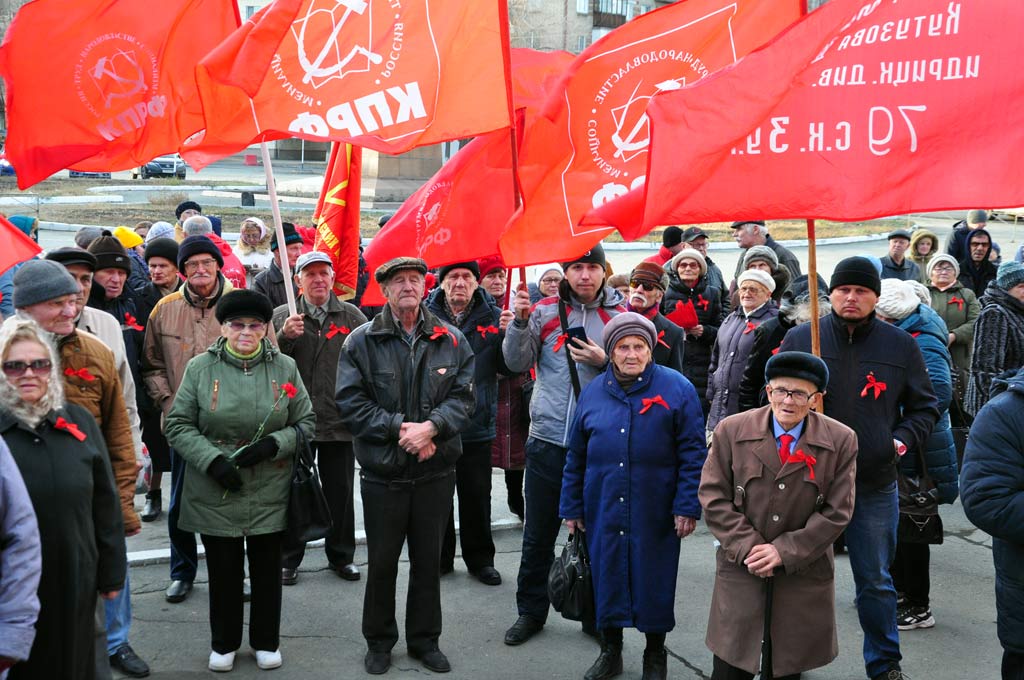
[602,312,657,357]
[996,260,1024,291]
[926,254,960,280]
[743,245,779,271]
[74,226,104,250]
[875,279,920,321]
[13,259,81,308]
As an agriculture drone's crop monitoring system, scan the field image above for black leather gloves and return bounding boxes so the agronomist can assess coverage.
[234,436,279,468]
[207,455,242,492]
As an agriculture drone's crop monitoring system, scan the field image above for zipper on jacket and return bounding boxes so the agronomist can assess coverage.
[211,379,219,411]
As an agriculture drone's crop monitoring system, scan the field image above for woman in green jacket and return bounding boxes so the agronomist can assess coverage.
[165,290,315,674]
[926,255,980,400]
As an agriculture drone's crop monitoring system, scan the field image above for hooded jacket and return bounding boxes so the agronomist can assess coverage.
[957,228,998,296]
[965,283,1024,415]
[960,368,1024,655]
[503,284,625,448]
[909,228,940,283]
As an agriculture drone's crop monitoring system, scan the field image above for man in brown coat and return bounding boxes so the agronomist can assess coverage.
[699,351,857,680]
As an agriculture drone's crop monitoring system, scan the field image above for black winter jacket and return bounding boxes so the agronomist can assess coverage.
[335,304,475,481]
[779,312,939,490]
[737,314,795,412]
[661,272,725,417]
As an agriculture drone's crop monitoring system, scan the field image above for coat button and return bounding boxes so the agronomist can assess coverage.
[619,531,624,535]
[619,497,624,503]
[778,483,786,490]
[772,514,780,522]
[619,462,624,467]
[620,428,625,434]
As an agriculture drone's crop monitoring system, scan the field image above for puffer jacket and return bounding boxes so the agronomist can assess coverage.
[272,295,367,442]
[165,338,314,537]
[426,287,505,443]
[335,303,475,480]
[661,272,725,417]
[503,286,625,448]
[910,228,939,283]
[965,282,1024,415]
[706,303,778,431]
[960,368,1024,655]
[928,282,979,397]
[895,305,958,503]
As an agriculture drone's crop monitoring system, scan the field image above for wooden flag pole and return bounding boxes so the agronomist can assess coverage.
[260,142,297,317]
[807,218,821,358]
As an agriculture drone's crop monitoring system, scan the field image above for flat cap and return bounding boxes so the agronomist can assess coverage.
[374,256,428,284]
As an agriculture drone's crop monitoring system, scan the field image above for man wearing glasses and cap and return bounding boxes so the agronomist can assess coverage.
[626,262,685,374]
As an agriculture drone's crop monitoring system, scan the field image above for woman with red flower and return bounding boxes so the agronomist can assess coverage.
[165,290,314,673]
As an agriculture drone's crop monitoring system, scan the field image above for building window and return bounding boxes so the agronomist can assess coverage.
[577,0,590,14]
[576,35,589,52]
[245,6,257,19]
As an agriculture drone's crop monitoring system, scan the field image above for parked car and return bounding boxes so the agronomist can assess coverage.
[68,170,111,179]
[133,153,187,179]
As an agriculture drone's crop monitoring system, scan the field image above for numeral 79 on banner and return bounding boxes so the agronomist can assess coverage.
[868,104,927,156]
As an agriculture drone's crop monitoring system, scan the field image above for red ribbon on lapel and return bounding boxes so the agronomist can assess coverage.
[948,296,964,311]
[325,323,350,339]
[430,326,458,347]
[786,449,817,480]
[477,325,499,339]
[553,333,569,353]
[860,372,887,399]
[124,313,143,331]
[54,416,86,441]
[696,294,710,312]
[656,330,670,349]
[743,321,756,334]
[639,395,669,414]
[64,367,95,382]
[771,346,781,356]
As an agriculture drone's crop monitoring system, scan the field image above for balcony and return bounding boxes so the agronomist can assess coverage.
[592,0,628,29]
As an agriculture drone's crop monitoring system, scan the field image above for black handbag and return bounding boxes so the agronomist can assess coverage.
[547,530,595,622]
[897,448,943,545]
[286,425,333,544]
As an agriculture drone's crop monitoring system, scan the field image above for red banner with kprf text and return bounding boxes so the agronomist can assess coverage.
[589,0,1024,236]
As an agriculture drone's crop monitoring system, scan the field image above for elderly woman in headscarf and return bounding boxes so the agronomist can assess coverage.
[232,217,274,287]
[560,312,706,680]
[0,317,126,680]
[700,351,857,680]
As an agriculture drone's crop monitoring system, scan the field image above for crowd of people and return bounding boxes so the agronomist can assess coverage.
[0,206,1023,680]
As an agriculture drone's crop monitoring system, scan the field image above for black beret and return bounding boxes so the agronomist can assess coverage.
[145,238,180,264]
[175,200,202,220]
[46,246,97,271]
[437,261,480,282]
[765,351,829,392]
[215,289,274,324]
[177,235,224,270]
[829,256,881,296]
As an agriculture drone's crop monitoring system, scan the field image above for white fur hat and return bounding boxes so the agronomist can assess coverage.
[875,279,920,321]
[737,269,776,294]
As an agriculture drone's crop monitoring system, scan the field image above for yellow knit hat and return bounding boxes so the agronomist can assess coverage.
[112,225,144,249]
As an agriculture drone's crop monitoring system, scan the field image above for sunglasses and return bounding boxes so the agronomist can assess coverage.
[629,279,659,292]
[2,359,52,377]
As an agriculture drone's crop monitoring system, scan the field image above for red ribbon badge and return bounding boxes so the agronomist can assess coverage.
[55,416,86,441]
[771,346,781,356]
[553,333,569,353]
[477,325,499,339]
[786,449,817,480]
[64,367,95,382]
[124,313,143,331]
[948,296,964,311]
[325,323,350,339]
[639,395,670,414]
[656,330,670,349]
[743,321,756,335]
[430,326,458,347]
[860,371,887,399]
[696,294,710,312]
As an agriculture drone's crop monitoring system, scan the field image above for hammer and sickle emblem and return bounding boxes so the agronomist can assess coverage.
[294,0,384,86]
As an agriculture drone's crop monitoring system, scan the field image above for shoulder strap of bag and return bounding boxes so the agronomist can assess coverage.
[291,425,315,469]
[558,298,582,399]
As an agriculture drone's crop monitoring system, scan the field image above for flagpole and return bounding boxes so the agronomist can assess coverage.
[260,142,298,317]
[807,218,821,358]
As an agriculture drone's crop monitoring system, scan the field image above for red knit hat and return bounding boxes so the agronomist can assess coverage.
[477,254,506,278]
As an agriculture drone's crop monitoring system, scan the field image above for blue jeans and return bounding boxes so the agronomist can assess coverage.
[168,448,198,582]
[515,437,567,623]
[104,568,131,654]
[845,481,902,678]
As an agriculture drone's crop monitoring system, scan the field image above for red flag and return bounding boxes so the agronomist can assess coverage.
[184,0,512,169]
[498,0,802,267]
[590,0,1024,235]
[0,215,41,276]
[313,143,362,300]
[0,0,240,189]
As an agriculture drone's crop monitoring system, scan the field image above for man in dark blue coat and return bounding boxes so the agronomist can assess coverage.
[960,367,1024,680]
[779,257,939,680]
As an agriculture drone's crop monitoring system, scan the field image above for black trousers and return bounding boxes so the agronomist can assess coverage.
[1004,651,1024,680]
[282,440,356,569]
[361,471,455,654]
[441,440,496,571]
[712,656,801,680]
[892,540,930,608]
[201,532,283,654]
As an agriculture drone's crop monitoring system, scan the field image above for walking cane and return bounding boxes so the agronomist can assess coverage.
[760,575,775,680]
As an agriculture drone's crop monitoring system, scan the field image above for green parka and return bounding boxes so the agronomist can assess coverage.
[164,337,315,537]
[928,282,980,397]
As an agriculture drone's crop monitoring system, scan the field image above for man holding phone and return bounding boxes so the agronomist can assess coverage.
[501,244,626,646]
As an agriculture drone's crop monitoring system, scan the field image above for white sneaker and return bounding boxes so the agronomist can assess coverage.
[254,649,283,670]
[208,650,236,672]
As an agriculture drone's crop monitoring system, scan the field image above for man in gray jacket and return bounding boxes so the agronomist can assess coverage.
[501,244,625,646]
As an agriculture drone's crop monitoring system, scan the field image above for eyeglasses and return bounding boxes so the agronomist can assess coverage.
[2,359,52,377]
[227,321,267,333]
[629,279,658,292]
[184,258,218,272]
[540,276,562,284]
[932,264,955,273]
[676,261,701,269]
[767,386,817,405]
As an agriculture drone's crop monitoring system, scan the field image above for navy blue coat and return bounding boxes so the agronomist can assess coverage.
[960,368,1024,655]
[895,305,958,504]
[559,362,707,633]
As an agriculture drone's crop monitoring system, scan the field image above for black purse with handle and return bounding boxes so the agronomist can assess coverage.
[286,425,333,544]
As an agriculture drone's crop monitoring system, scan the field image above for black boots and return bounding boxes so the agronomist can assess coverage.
[641,647,668,680]
[141,489,161,522]
[584,641,623,680]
